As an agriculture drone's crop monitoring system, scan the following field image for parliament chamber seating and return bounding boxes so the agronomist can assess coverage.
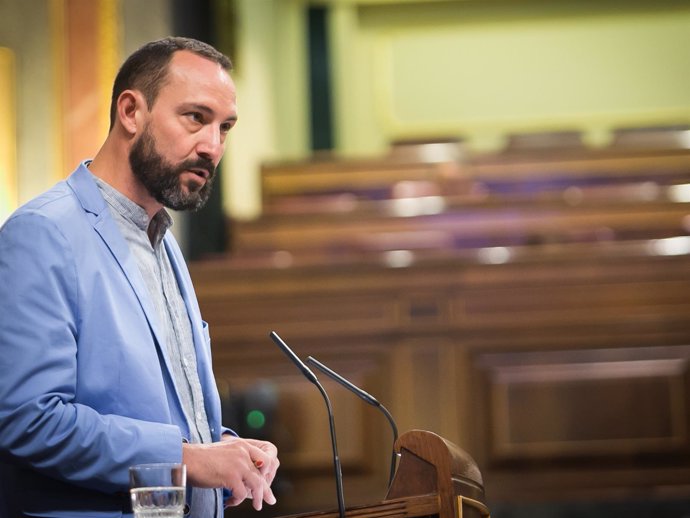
[189,135,690,517]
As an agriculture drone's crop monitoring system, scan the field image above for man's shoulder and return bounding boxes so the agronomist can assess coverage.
[21,180,72,208]
[10,181,80,225]
[9,164,99,226]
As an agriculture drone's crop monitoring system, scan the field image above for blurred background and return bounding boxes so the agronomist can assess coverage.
[2,1,690,517]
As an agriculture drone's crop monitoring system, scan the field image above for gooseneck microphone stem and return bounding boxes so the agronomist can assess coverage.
[314,380,346,518]
[306,356,399,488]
[378,405,400,487]
[269,332,346,518]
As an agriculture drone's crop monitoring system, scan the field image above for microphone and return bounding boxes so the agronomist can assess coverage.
[269,331,346,518]
[305,356,399,488]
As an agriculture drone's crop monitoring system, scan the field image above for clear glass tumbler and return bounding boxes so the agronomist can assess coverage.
[129,463,186,518]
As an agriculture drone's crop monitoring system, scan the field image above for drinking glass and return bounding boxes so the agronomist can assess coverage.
[129,463,186,518]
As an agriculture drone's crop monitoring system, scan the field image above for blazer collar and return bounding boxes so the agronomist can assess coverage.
[66,161,109,217]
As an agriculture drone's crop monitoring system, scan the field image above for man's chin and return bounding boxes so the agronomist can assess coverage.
[162,191,210,211]
[158,180,206,209]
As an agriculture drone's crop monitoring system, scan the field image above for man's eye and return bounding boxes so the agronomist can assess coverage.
[188,112,204,123]
[220,122,233,133]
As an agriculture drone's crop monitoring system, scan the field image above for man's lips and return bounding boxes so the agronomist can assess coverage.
[187,168,210,180]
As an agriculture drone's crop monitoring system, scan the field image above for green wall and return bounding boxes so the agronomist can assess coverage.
[225,0,690,216]
[341,0,690,152]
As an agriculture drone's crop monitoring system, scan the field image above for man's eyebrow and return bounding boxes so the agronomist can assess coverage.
[184,103,237,123]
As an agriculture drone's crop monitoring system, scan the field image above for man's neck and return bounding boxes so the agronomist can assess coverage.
[89,135,163,219]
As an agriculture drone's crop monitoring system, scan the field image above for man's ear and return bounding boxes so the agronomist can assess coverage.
[116,89,147,135]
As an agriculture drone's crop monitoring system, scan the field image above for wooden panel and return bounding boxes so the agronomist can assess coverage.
[274,377,369,470]
[194,250,690,343]
[482,355,689,460]
[392,342,444,435]
[470,346,690,503]
[203,292,401,342]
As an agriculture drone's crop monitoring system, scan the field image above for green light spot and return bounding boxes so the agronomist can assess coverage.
[246,410,266,429]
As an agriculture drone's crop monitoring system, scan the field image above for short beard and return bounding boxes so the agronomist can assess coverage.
[129,126,216,211]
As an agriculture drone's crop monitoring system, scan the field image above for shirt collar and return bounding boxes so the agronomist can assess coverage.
[90,172,173,246]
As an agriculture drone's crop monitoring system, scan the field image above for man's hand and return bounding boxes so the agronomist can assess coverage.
[182,437,279,510]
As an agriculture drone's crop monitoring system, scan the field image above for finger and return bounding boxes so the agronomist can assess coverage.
[257,455,279,485]
[267,457,280,483]
[243,471,265,511]
[247,446,273,476]
[225,495,243,508]
[246,438,278,460]
[224,482,248,507]
[263,482,277,506]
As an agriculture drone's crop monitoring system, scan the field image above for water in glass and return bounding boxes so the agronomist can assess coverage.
[131,486,185,518]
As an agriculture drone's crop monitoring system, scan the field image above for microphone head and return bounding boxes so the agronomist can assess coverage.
[306,356,380,406]
[269,331,319,384]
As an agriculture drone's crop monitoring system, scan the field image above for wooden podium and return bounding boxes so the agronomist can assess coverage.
[282,430,490,518]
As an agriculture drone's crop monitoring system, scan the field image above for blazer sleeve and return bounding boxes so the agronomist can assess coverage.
[0,211,183,494]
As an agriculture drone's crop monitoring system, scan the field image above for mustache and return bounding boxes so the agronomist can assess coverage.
[177,157,216,178]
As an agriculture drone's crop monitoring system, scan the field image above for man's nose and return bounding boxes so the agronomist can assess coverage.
[196,126,224,163]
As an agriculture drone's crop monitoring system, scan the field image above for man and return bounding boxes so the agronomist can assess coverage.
[0,37,279,518]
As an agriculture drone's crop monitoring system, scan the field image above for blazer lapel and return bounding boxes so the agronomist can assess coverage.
[66,164,172,370]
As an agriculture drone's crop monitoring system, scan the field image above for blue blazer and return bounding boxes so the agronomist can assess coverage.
[0,163,226,517]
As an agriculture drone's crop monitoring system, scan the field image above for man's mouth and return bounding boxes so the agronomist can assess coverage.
[188,168,210,180]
